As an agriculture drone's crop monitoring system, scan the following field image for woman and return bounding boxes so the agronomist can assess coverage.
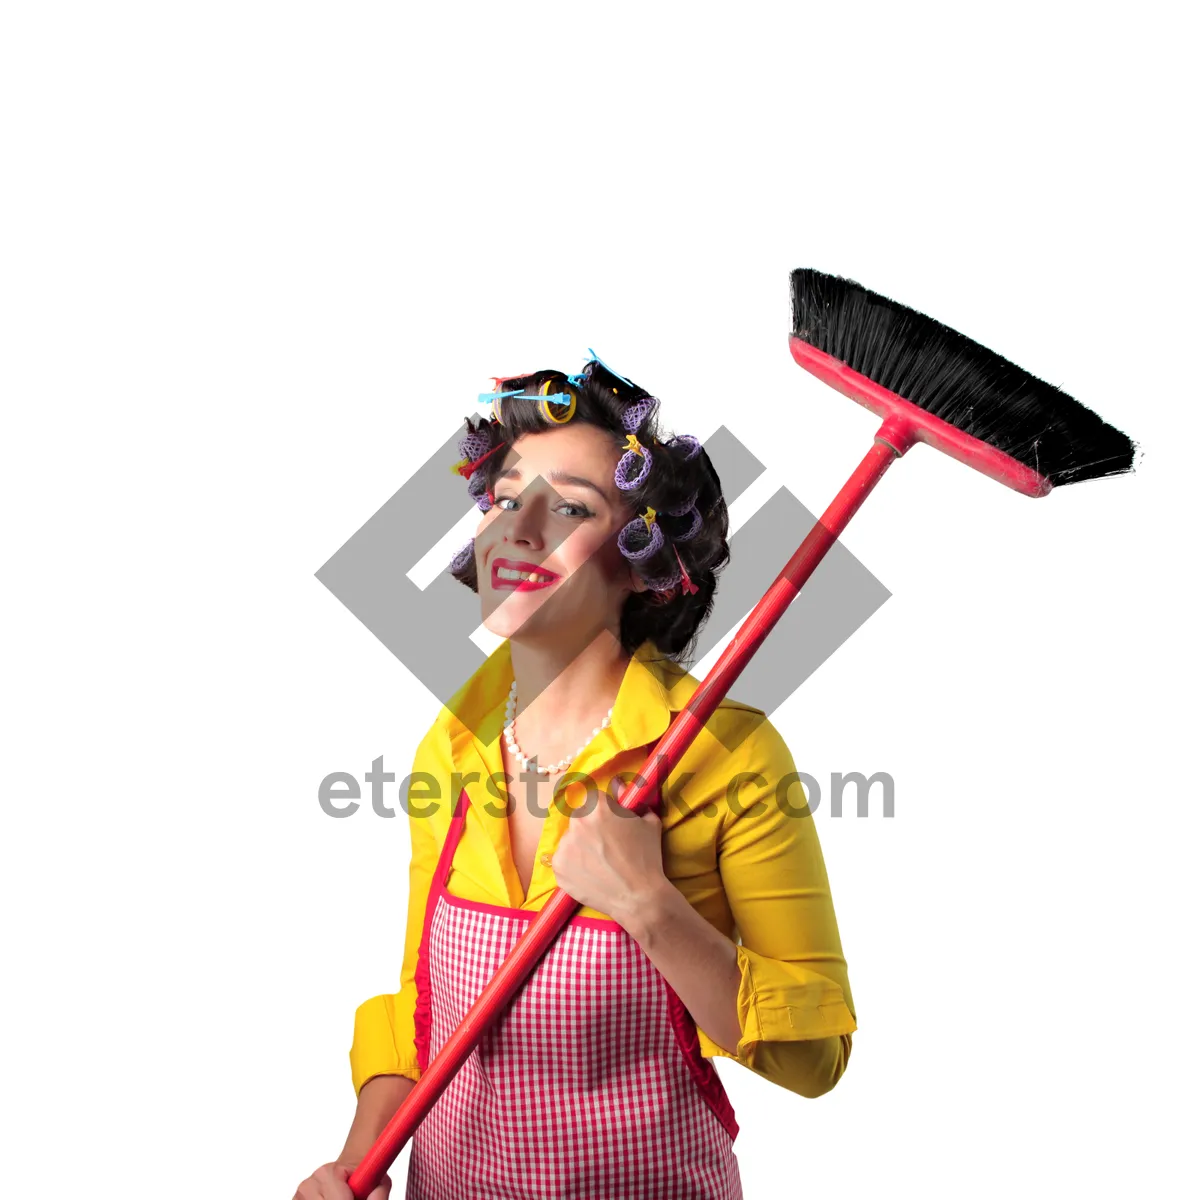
[296,356,857,1199]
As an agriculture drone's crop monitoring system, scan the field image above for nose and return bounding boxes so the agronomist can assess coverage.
[502,486,545,551]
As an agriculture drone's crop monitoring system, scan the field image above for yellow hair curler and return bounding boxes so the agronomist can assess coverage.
[538,378,577,424]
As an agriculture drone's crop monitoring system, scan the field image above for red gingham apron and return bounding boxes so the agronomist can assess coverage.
[407,789,743,1200]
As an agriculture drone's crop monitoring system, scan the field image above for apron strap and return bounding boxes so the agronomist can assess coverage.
[414,787,471,1072]
[433,787,472,890]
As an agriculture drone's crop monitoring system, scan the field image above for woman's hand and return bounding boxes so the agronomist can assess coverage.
[546,777,672,925]
[297,1075,409,1199]
[292,1160,390,1200]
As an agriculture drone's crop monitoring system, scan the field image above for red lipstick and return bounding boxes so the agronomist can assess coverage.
[491,557,560,592]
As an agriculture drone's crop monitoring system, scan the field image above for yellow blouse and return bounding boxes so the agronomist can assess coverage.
[350,638,857,1100]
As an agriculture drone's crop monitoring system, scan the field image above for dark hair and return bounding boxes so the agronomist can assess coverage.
[450,362,729,664]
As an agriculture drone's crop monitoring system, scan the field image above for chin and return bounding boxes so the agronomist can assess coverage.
[481,598,545,641]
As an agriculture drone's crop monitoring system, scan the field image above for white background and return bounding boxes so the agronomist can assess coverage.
[3,2,1196,1197]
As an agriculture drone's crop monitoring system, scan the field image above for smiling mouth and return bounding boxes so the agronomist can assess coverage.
[491,559,560,591]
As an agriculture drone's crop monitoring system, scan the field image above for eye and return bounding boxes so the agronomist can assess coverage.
[557,500,593,519]
[494,494,593,519]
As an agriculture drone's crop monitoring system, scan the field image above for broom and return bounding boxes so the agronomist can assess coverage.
[347,268,1136,1197]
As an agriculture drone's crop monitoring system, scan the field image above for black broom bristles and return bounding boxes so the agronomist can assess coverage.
[790,269,1137,487]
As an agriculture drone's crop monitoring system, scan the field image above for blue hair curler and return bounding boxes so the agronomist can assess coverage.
[566,348,636,389]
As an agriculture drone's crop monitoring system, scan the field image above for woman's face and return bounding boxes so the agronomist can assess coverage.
[474,423,647,646]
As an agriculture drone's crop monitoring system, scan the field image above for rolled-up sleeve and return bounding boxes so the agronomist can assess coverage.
[695,716,857,1098]
[348,744,442,1095]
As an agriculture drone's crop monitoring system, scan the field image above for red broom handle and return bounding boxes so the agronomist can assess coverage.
[348,416,914,1197]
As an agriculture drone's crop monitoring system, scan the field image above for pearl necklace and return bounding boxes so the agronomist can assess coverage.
[503,679,614,775]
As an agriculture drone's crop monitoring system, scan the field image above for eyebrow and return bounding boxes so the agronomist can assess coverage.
[496,465,610,500]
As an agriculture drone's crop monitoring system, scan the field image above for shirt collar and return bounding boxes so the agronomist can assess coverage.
[436,639,712,911]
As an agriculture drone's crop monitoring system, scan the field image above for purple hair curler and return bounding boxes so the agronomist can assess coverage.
[621,395,659,433]
[458,428,493,462]
[617,513,663,561]
[641,556,682,592]
[668,433,701,460]
[664,492,701,541]
[615,435,653,491]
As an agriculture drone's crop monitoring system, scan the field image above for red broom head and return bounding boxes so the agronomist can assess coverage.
[789,269,1138,496]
